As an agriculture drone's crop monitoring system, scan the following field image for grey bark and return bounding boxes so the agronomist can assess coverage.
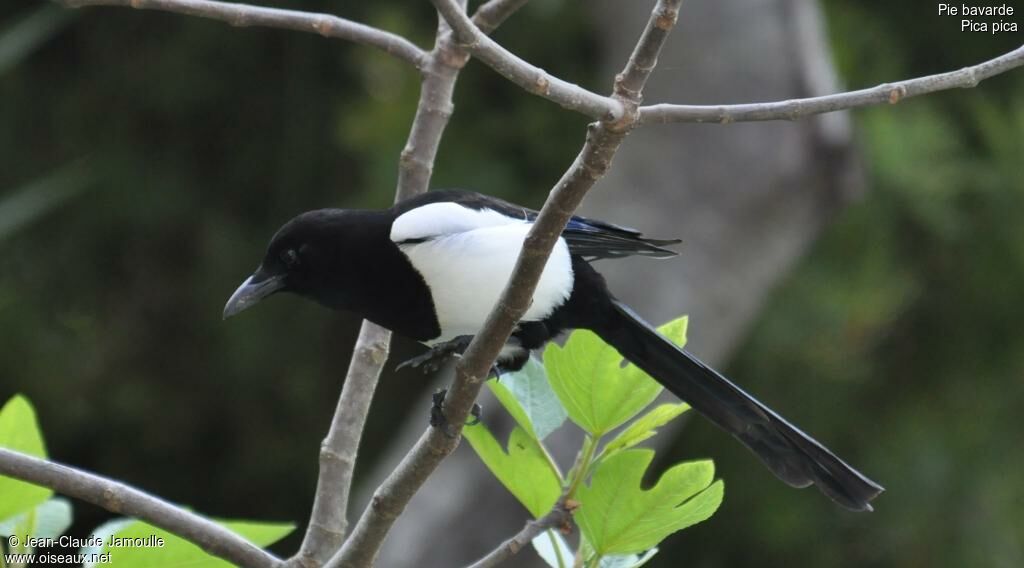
[364,0,864,566]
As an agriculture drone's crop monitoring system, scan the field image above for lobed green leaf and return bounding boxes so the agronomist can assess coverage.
[576,449,723,556]
[463,423,561,518]
[544,317,688,436]
[600,403,689,461]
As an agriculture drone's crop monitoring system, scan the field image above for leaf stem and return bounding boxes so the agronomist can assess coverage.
[566,434,599,499]
[547,530,568,568]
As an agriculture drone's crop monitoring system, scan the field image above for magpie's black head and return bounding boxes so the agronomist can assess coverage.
[223,209,361,319]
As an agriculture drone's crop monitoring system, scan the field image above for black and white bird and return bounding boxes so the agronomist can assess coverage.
[223,190,883,511]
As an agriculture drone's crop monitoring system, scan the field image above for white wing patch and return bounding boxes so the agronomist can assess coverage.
[396,221,574,343]
[390,202,521,243]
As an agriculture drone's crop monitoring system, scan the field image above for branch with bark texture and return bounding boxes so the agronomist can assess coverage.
[60,0,428,69]
[290,322,391,568]
[471,0,530,34]
[430,0,625,120]
[326,2,683,567]
[464,501,573,568]
[0,448,280,568]
[639,44,1024,124]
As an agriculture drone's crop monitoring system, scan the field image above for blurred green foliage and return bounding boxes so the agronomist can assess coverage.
[0,0,1021,565]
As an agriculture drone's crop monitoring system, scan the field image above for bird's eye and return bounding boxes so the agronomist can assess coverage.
[280,248,300,268]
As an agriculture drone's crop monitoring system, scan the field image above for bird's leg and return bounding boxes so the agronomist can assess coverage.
[396,335,475,374]
[429,389,482,438]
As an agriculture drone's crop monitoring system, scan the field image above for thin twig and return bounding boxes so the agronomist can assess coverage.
[430,0,624,121]
[0,448,281,568]
[639,44,1024,124]
[471,0,529,35]
[465,502,572,568]
[328,2,683,567]
[290,322,391,568]
[60,0,428,70]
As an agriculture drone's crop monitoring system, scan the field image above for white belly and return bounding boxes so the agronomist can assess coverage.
[398,224,574,343]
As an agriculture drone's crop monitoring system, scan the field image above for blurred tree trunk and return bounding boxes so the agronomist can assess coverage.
[363,0,864,565]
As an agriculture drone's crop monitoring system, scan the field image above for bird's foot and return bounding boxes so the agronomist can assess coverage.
[397,335,475,374]
[429,389,482,438]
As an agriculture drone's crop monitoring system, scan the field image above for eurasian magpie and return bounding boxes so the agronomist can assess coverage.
[224,190,883,511]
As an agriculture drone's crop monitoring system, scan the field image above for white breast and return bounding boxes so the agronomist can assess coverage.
[391,204,574,343]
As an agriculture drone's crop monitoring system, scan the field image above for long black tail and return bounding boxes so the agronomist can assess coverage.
[592,299,884,511]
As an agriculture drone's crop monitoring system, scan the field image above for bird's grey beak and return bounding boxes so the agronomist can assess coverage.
[223,270,286,319]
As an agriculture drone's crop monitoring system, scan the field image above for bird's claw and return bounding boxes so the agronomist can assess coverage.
[397,350,454,374]
[429,389,482,437]
[397,335,475,374]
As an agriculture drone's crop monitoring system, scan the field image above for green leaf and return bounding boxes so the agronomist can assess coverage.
[488,357,567,441]
[544,317,687,436]
[463,423,561,517]
[576,449,723,555]
[617,317,688,401]
[0,395,52,521]
[83,517,294,567]
[0,498,72,541]
[600,403,689,461]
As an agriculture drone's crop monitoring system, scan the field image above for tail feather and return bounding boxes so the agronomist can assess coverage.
[594,299,884,512]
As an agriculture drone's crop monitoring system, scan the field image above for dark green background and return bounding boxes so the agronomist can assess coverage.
[1,0,1021,566]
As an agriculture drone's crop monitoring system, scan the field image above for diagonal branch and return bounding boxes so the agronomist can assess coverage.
[471,0,529,35]
[638,44,1024,124]
[0,448,280,568]
[464,501,573,568]
[430,0,624,120]
[327,2,683,567]
[60,0,428,70]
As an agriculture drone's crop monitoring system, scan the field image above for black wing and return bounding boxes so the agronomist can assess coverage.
[559,215,680,261]
[395,189,680,261]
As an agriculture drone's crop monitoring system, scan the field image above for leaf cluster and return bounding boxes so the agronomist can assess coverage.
[464,317,723,567]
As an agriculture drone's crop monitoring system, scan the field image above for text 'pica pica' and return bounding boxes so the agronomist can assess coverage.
[224,190,884,511]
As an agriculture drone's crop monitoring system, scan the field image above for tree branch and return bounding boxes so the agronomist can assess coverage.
[326,2,683,567]
[464,502,572,568]
[290,322,391,568]
[60,0,428,70]
[292,3,484,568]
[0,448,280,567]
[430,0,625,121]
[638,44,1024,124]
[471,0,529,35]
